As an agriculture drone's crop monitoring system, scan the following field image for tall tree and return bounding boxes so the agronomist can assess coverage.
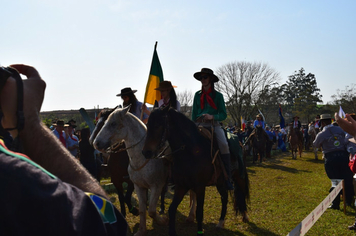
[281,68,322,122]
[215,61,280,126]
[331,84,356,113]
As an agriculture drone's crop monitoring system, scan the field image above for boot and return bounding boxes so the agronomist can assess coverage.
[221,154,234,190]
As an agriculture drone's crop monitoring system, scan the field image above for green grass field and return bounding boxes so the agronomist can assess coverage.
[105,150,356,236]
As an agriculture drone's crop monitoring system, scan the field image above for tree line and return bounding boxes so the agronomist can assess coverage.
[177,61,354,128]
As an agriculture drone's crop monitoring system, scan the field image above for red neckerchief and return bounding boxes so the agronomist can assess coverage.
[70,135,77,142]
[200,87,217,110]
[59,132,66,147]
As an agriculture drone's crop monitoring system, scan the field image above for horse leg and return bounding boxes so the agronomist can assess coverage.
[195,187,206,236]
[148,186,168,226]
[186,190,196,223]
[159,183,167,214]
[215,183,228,229]
[125,180,139,216]
[134,186,148,236]
[314,147,318,160]
[115,184,127,217]
[169,185,188,236]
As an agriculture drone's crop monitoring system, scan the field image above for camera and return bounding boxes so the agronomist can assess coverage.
[0,66,13,92]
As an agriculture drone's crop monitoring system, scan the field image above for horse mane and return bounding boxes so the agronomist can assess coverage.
[98,106,118,120]
[167,108,208,145]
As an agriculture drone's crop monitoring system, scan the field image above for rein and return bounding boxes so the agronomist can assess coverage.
[106,133,147,153]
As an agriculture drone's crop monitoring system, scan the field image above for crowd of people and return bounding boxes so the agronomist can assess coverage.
[3,63,356,234]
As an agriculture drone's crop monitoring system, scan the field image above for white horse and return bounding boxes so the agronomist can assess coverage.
[308,123,318,160]
[93,106,169,236]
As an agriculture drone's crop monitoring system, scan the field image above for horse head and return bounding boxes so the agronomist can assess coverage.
[142,107,169,159]
[89,106,118,145]
[93,105,132,152]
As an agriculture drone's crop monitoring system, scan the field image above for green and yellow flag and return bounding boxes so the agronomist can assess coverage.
[143,42,164,105]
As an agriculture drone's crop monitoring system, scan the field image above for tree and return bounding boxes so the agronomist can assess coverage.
[177,90,193,117]
[281,68,322,122]
[331,84,356,113]
[215,61,280,126]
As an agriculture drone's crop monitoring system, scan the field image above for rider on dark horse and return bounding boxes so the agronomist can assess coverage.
[191,68,234,190]
[288,115,303,142]
[244,114,271,145]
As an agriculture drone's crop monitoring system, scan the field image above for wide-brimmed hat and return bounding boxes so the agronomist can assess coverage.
[320,114,332,120]
[154,81,177,91]
[116,87,137,97]
[193,68,219,83]
[66,122,76,128]
[55,120,68,127]
[293,115,299,119]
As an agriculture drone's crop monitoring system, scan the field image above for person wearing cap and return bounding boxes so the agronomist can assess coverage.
[52,120,68,147]
[191,67,233,190]
[313,113,354,210]
[116,87,149,124]
[66,121,79,158]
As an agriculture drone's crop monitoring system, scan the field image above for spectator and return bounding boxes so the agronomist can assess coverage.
[313,113,354,210]
[265,126,275,158]
[66,122,79,158]
[79,128,98,181]
[52,120,68,147]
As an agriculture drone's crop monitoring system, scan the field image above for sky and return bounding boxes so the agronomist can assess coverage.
[1,0,356,112]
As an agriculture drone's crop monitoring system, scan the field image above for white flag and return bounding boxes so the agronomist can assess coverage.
[338,106,346,119]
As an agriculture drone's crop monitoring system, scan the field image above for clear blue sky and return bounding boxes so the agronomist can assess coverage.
[2,0,355,112]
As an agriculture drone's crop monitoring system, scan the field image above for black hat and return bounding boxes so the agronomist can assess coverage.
[193,68,219,83]
[116,87,137,97]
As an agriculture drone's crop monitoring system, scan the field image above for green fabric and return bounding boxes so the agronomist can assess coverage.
[0,139,57,179]
[191,90,227,121]
[226,131,245,178]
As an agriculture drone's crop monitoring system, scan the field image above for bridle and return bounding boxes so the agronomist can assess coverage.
[155,113,185,159]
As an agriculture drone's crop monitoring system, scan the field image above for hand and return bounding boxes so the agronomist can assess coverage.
[335,112,356,137]
[203,114,214,120]
[0,65,46,137]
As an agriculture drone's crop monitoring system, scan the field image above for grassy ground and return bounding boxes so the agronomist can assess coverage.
[105,150,356,236]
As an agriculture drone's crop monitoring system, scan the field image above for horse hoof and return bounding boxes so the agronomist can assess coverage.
[130,207,139,216]
[156,215,169,226]
[186,215,195,223]
[242,213,249,223]
[216,220,225,229]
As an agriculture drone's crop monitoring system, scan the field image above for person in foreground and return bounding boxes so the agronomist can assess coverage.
[313,114,354,210]
[0,64,127,235]
[191,67,234,190]
[335,112,356,231]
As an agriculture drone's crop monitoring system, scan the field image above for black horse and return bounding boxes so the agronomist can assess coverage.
[142,108,250,236]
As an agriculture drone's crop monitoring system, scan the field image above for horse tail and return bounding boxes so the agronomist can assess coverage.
[232,168,250,216]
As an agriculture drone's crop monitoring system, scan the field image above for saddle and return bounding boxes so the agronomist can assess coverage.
[197,125,224,186]
[197,125,246,185]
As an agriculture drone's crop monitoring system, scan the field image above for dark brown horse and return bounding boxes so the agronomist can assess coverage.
[89,107,139,217]
[252,126,267,163]
[142,108,250,236]
[288,123,303,159]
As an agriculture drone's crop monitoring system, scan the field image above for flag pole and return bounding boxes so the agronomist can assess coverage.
[140,41,158,122]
